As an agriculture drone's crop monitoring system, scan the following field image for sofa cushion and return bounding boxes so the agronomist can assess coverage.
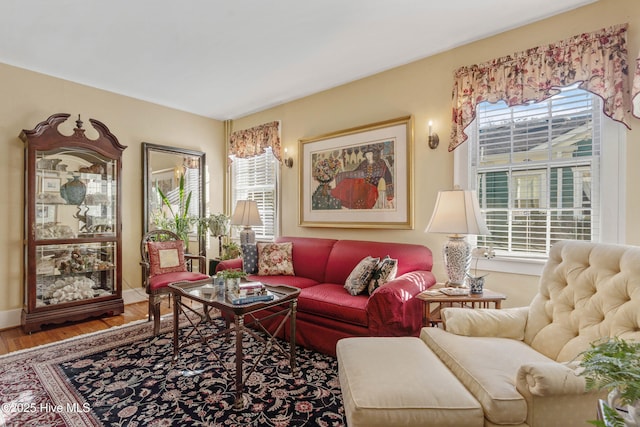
[147,240,186,276]
[241,243,258,274]
[257,242,294,275]
[275,237,337,283]
[299,284,368,327]
[442,306,529,340]
[367,256,398,294]
[421,327,557,425]
[325,240,432,284]
[246,274,318,289]
[344,256,379,296]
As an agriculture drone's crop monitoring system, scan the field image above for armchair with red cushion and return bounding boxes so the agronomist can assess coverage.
[140,229,209,335]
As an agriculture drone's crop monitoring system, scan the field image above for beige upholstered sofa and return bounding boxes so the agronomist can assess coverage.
[337,240,640,427]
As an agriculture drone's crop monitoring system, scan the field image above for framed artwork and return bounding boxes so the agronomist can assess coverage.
[299,116,413,229]
[42,177,61,192]
[36,205,56,223]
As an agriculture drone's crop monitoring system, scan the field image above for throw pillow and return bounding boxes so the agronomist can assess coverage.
[241,243,258,274]
[368,255,398,294]
[344,256,380,296]
[147,240,186,276]
[257,242,295,276]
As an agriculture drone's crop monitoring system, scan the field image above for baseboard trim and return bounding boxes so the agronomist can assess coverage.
[122,288,148,305]
[0,289,148,331]
[0,308,22,331]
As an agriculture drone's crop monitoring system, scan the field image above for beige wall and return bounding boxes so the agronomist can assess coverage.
[0,63,226,325]
[1,0,638,327]
[231,0,640,308]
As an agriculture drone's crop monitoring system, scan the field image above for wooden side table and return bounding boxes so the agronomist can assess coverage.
[416,286,507,326]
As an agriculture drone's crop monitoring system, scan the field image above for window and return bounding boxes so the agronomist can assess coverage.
[456,84,625,271]
[230,148,278,240]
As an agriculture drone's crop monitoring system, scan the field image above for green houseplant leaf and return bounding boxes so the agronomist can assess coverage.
[218,268,246,280]
[577,337,640,425]
[157,174,192,244]
[221,240,241,260]
[207,213,229,237]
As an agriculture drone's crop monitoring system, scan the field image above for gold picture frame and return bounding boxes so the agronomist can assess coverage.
[298,116,413,229]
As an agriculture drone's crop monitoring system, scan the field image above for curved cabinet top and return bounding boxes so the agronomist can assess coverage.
[19,113,127,158]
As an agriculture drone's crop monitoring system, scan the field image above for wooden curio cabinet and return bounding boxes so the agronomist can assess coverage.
[20,113,127,332]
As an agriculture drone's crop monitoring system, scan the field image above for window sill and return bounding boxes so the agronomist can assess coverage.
[475,256,545,277]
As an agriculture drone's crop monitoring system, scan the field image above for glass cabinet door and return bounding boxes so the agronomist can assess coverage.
[35,242,117,307]
[35,148,117,240]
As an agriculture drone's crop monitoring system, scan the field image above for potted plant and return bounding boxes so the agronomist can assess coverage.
[221,240,242,260]
[217,268,246,292]
[577,337,640,426]
[467,246,495,294]
[207,213,229,237]
[206,213,229,257]
[156,174,193,245]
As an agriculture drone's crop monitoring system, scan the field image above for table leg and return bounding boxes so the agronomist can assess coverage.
[172,293,180,362]
[424,301,432,326]
[289,300,297,371]
[234,313,244,409]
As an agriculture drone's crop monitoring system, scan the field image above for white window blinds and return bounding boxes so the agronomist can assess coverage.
[470,85,601,257]
[231,148,277,240]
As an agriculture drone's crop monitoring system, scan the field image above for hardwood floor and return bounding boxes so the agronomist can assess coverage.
[0,300,172,356]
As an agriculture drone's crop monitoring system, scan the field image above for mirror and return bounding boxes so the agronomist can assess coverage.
[142,142,206,258]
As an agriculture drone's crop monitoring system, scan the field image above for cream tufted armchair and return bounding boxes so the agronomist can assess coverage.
[420,240,640,427]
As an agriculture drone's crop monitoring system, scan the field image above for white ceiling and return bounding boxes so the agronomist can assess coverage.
[0,0,596,120]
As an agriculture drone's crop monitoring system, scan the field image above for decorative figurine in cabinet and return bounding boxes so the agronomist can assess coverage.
[20,113,127,332]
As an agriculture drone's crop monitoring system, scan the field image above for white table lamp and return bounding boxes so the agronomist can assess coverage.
[230,200,263,245]
[425,188,489,286]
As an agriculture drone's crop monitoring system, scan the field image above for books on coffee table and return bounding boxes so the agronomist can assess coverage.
[229,282,274,305]
[239,282,265,292]
[229,292,274,305]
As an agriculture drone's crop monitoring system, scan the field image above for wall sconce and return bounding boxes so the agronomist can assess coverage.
[174,165,185,180]
[283,148,293,168]
[428,121,439,149]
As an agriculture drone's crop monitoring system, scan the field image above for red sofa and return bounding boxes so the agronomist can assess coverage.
[216,236,436,356]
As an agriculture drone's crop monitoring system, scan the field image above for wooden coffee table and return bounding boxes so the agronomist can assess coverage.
[169,277,300,409]
[416,286,506,326]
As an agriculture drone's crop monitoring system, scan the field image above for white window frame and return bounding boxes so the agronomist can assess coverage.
[454,90,626,276]
[572,166,592,215]
[230,148,279,241]
[511,170,547,209]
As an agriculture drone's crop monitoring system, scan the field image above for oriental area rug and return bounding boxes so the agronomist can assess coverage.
[0,317,345,427]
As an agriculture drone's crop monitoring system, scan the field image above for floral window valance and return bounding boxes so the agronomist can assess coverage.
[450,24,631,152]
[229,121,282,161]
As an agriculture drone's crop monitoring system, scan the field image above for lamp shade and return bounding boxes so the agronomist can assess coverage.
[230,200,263,227]
[425,189,489,236]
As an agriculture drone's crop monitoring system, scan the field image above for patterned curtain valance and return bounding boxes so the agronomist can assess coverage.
[450,24,631,152]
[229,121,282,161]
